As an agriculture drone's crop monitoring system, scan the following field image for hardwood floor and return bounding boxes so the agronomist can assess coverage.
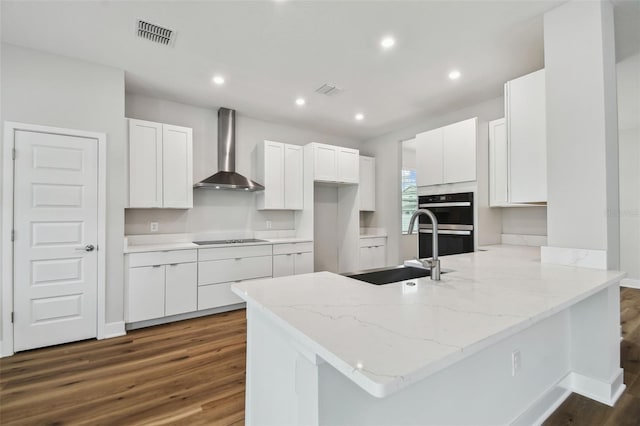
[0,310,247,425]
[1,288,639,425]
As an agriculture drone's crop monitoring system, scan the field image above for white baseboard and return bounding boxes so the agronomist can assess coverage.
[559,369,625,406]
[126,303,245,330]
[101,321,126,339]
[510,385,571,426]
[541,246,607,269]
[621,278,640,289]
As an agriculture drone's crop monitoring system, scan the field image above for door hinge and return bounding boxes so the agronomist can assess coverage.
[11,312,14,323]
[11,230,15,241]
[12,148,16,160]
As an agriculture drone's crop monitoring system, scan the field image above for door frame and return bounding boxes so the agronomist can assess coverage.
[1,122,108,357]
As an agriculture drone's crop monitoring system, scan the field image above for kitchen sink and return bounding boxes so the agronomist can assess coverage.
[345,265,437,285]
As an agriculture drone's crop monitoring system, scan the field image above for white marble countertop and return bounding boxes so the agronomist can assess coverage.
[232,245,625,398]
[124,237,313,253]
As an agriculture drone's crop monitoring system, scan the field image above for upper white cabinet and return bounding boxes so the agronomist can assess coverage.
[255,140,303,210]
[489,118,509,207]
[505,69,547,203]
[416,117,477,187]
[128,119,193,209]
[309,143,359,184]
[359,156,376,211]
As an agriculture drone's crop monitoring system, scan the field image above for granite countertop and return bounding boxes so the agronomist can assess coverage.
[231,245,625,398]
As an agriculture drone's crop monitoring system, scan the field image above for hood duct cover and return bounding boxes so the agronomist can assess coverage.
[194,108,264,191]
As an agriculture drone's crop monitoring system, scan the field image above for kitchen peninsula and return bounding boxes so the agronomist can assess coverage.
[232,245,625,425]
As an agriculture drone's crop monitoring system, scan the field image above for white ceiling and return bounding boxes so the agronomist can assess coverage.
[1,1,638,140]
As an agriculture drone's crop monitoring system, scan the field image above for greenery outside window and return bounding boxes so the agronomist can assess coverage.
[401,169,417,234]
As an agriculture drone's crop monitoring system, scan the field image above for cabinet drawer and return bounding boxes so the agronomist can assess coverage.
[198,256,272,285]
[359,237,386,248]
[128,249,197,267]
[198,244,272,261]
[273,242,313,255]
[198,282,245,310]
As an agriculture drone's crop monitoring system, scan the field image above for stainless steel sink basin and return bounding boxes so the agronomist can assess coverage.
[345,265,435,285]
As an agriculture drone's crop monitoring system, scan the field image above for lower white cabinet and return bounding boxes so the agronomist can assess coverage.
[126,249,198,323]
[273,242,314,277]
[359,237,387,270]
[198,245,273,310]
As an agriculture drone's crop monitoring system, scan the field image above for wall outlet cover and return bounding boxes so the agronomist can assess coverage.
[150,222,159,232]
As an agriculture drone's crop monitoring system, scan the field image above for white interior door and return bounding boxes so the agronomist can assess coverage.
[13,130,98,352]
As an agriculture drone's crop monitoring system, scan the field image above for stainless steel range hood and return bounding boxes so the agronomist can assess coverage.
[194,108,265,191]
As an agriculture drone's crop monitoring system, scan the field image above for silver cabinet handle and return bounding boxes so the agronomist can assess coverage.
[76,244,95,252]
[152,265,162,268]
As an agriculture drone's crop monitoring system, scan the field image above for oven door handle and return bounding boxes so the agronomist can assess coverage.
[419,229,472,236]
[419,202,471,208]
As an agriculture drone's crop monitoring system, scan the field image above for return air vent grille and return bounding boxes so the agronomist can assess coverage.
[136,19,175,46]
[315,83,343,96]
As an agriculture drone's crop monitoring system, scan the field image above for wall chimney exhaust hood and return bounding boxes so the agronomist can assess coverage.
[194,108,265,191]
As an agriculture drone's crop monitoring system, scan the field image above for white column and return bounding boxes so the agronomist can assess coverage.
[541,0,620,270]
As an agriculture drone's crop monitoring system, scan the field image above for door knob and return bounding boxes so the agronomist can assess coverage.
[76,244,95,252]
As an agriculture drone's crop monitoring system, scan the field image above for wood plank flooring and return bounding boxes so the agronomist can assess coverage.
[1,288,639,425]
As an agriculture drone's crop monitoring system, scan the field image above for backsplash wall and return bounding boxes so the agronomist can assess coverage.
[124,93,363,235]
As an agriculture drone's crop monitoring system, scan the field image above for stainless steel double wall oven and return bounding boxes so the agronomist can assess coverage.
[418,192,474,258]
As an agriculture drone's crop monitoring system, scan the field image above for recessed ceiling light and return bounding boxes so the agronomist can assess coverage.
[212,75,225,85]
[448,70,461,80]
[355,113,365,121]
[295,97,306,106]
[380,36,396,49]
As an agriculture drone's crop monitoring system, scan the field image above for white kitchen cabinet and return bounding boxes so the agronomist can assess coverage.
[255,141,303,210]
[165,262,198,316]
[359,237,387,270]
[505,69,546,203]
[128,119,193,209]
[359,156,376,211]
[489,118,509,207]
[310,143,359,184]
[272,242,314,277]
[198,244,273,310]
[126,249,198,323]
[127,265,165,323]
[416,118,476,187]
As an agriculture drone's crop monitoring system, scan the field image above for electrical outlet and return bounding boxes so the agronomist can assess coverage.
[150,222,159,232]
[266,220,272,229]
[512,350,521,376]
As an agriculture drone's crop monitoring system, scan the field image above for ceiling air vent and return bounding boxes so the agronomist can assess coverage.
[315,83,343,96]
[136,19,175,46]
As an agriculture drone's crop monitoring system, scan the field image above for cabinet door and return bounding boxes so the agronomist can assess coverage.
[337,148,359,183]
[294,252,314,275]
[313,144,337,182]
[507,69,546,203]
[489,118,509,207]
[162,124,193,208]
[359,247,371,270]
[443,118,477,184]
[372,245,386,269]
[284,144,303,209]
[127,265,165,322]
[416,128,444,186]
[273,254,294,278]
[129,119,163,208]
[198,282,245,310]
[165,262,197,316]
[263,141,285,209]
[359,156,375,211]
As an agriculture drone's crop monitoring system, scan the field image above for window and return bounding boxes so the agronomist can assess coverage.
[401,169,417,233]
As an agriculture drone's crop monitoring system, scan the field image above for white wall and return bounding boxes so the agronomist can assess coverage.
[365,96,511,265]
[0,44,126,326]
[502,207,548,236]
[124,94,362,235]
[617,53,640,280]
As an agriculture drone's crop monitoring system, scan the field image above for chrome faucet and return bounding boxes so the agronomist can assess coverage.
[407,209,440,280]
